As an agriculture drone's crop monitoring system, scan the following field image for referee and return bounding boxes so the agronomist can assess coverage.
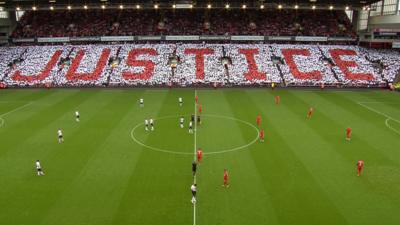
[197,115,201,125]
[192,161,197,176]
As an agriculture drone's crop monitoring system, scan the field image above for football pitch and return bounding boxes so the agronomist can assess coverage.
[0,88,400,225]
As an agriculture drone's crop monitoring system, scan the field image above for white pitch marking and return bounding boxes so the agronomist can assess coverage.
[193,89,197,225]
[0,100,30,103]
[130,114,193,155]
[0,102,33,128]
[357,102,400,123]
[385,118,400,136]
[129,114,259,155]
[358,101,400,104]
[357,101,400,135]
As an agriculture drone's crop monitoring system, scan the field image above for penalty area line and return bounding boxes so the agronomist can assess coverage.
[357,102,400,135]
[0,102,33,128]
[0,102,33,118]
[358,101,400,104]
[385,118,400,136]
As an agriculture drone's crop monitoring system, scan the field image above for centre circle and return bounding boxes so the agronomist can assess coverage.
[130,114,259,155]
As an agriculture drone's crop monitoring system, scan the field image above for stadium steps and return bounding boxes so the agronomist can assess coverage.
[171,67,175,83]
[275,64,285,85]
[106,46,123,86]
[224,63,230,82]
[317,46,341,83]
[364,55,386,81]
[3,48,28,80]
[269,46,286,84]
[167,47,179,84]
[220,46,231,82]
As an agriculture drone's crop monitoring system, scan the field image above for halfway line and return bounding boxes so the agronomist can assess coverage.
[193,89,197,225]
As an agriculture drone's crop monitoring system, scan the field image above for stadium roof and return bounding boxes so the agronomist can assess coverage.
[1,0,380,10]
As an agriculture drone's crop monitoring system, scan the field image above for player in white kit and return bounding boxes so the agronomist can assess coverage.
[180,117,184,128]
[191,183,197,204]
[150,118,154,131]
[179,97,183,107]
[35,160,45,176]
[139,98,144,107]
[57,129,64,143]
[189,121,193,133]
[75,111,80,122]
[145,119,149,131]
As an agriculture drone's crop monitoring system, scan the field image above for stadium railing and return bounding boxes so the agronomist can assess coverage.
[11,36,357,44]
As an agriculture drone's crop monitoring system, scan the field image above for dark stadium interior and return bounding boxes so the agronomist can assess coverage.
[0,0,380,9]
[11,9,357,38]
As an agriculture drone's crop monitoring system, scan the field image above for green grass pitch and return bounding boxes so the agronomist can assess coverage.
[0,88,400,225]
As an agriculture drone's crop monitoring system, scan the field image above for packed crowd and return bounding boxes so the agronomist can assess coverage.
[0,44,398,88]
[272,44,337,85]
[12,9,356,38]
[365,49,400,83]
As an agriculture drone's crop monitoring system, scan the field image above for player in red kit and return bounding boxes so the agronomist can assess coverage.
[197,148,203,163]
[357,160,364,176]
[223,169,229,188]
[256,114,261,127]
[198,104,203,114]
[195,95,199,104]
[307,107,314,119]
[259,129,265,142]
[346,127,352,141]
[275,96,281,105]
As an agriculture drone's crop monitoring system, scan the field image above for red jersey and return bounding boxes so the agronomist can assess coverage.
[260,130,265,139]
[308,108,314,114]
[346,128,352,135]
[198,105,202,114]
[275,96,280,104]
[256,115,261,125]
[197,150,203,159]
[195,96,199,103]
[224,171,229,180]
[357,160,364,168]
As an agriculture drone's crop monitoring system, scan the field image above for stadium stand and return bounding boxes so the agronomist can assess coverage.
[0,44,398,88]
[11,9,356,38]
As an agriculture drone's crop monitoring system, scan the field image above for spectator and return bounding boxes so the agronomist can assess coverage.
[0,44,398,88]
[12,9,356,38]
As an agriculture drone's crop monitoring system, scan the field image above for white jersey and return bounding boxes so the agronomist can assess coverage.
[150,119,154,125]
[140,99,144,104]
[58,130,63,136]
[179,97,183,103]
[145,120,149,125]
[36,161,41,169]
[189,121,193,127]
[180,118,184,123]
[191,184,197,192]
[75,111,79,117]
